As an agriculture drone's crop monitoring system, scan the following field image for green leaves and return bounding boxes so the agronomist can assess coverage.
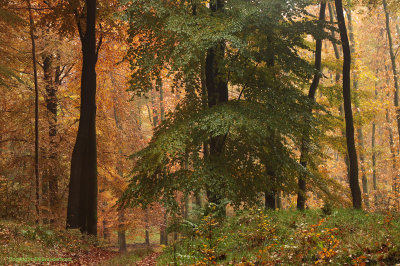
[121,0,333,210]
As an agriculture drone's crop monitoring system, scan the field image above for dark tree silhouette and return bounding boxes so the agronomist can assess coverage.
[297,1,326,210]
[67,0,101,235]
[335,0,362,209]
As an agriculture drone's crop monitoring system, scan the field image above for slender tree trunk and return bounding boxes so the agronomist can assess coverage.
[183,153,189,218]
[27,0,41,224]
[276,191,282,209]
[264,32,279,210]
[297,1,326,210]
[358,127,369,207]
[329,2,350,182]
[199,52,207,209]
[42,52,60,223]
[386,107,397,190]
[346,5,369,208]
[118,210,127,253]
[371,121,377,190]
[145,209,150,245]
[160,208,168,245]
[157,78,169,245]
[159,78,165,122]
[335,0,362,209]
[112,92,127,252]
[383,0,400,199]
[372,80,378,205]
[383,0,400,153]
[102,209,109,240]
[205,0,228,208]
[67,0,99,235]
[328,3,340,59]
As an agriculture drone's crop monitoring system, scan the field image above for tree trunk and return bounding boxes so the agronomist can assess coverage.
[297,1,326,210]
[383,0,400,199]
[42,52,60,223]
[358,127,369,207]
[371,121,377,190]
[118,210,127,253]
[145,209,150,245]
[112,94,127,252]
[160,208,168,245]
[329,2,350,181]
[328,3,340,59]
[157,79,169,245]
[383,0,400,154]
[372,81,378,204]
[265,166,277,210]
[159,78,165,121]
[335,0,362,209]
[346,5,369,208]
[102,214,109,240]
[205,0,228,208]
[386,106,397,192]
[66,0,99,235]
[265,191,276,210]
[27,0,41,224]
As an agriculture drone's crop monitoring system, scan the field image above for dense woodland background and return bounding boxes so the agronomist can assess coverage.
[2,0,400,264]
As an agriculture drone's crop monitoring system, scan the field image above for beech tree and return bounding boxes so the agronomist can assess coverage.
[120,0,332,210]
[66,0,101,235]
[335,0,362,209]
[297,1,326,210]
[26,0,41,223]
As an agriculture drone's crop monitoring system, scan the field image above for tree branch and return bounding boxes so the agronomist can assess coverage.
[74,10,84,40]
[95,24,104,62]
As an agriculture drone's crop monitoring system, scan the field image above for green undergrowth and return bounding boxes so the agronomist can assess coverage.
[0,219,96,265]
[158,208,400,265]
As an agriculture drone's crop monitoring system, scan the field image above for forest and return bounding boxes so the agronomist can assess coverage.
[1,0,400,265]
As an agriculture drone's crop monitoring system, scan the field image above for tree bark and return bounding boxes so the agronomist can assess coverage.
[383,0,400,154]
[297,1,326,210]
[118,210,127,253]
[145,209,150,245]
[112,93,127,252]
[372,79,378,205]
[383,0,400,198]
[205,0,228,208]
[42,52,60,223]
[329,2,350,181]
[66,0,99,235]
[27,0,41,224]
[160,208,168,245]
[346,4,369,208]
[371,121,377,190]
[328,3,340,59]
[335,0,362,209]
[386,102,397,192]
[157,77,169,246]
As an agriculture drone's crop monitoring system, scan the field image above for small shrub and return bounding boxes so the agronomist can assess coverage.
[321,201,333,216]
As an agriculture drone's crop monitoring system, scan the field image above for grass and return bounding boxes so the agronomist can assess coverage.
[158,208,400,265]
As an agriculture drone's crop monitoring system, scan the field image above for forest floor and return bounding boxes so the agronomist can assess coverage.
[3,208,400,265]
[0,219,160,265]
[158,208,400,265]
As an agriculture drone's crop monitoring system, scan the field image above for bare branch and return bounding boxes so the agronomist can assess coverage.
[95,23,104,62]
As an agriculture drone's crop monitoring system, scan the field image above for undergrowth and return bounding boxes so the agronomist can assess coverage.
[0,220,97,265]
[158,208,400,265]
